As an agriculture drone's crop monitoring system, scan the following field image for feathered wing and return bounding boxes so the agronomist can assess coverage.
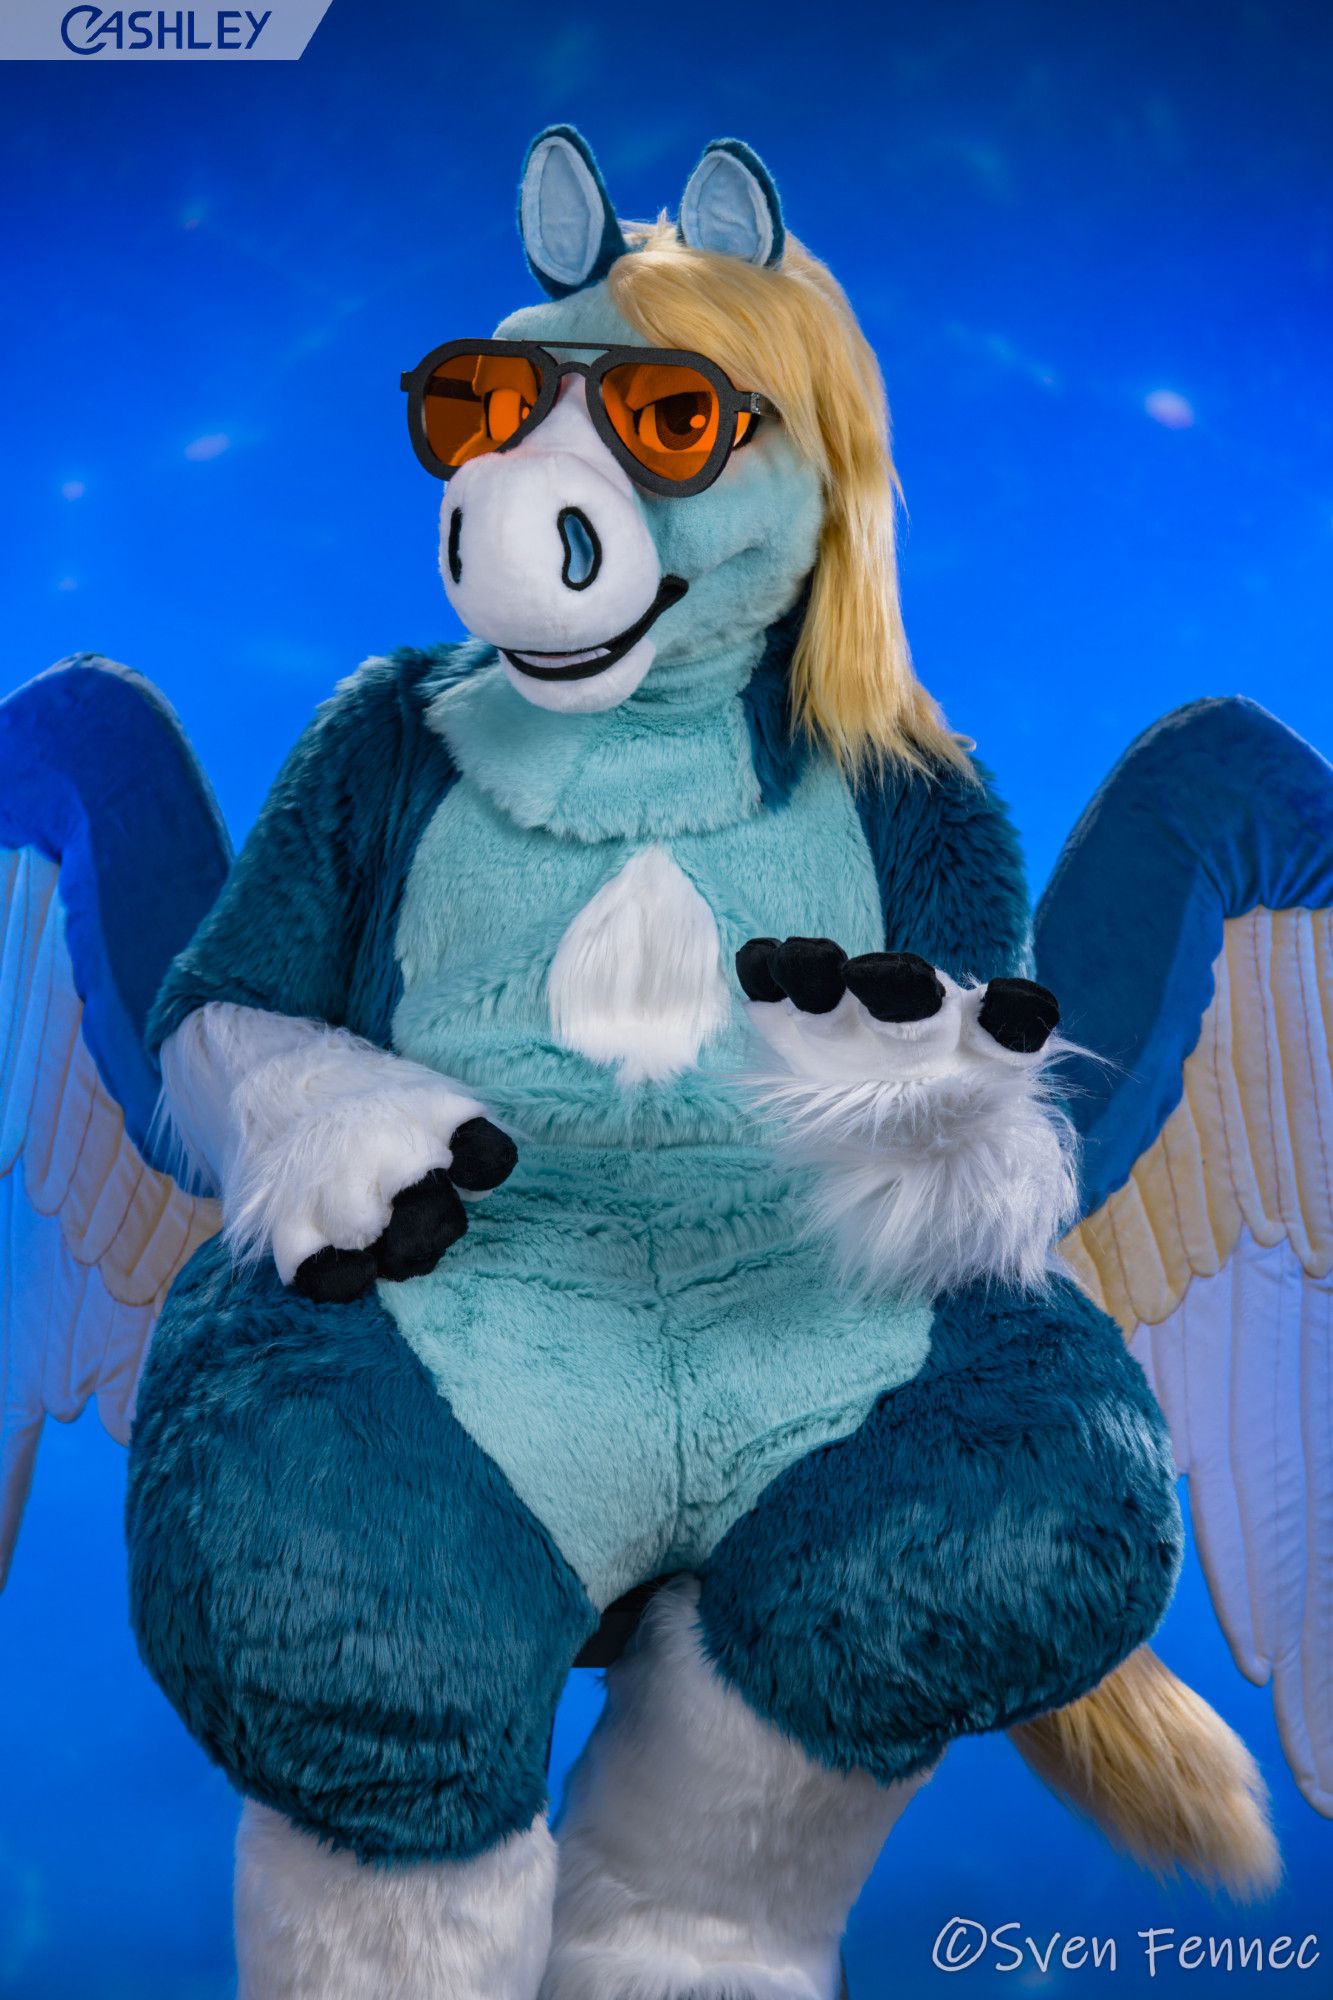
[0,657,230,1586]
[1036,698,1333,1817]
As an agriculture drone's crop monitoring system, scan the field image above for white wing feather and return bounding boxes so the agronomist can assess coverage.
[0,846,220,1585]
[1063,906,1333,1814]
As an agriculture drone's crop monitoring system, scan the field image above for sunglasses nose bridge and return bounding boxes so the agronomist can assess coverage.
[408,342,749,496]
[489,372,646,524]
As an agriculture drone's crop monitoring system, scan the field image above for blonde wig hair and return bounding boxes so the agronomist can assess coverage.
[609,220,970,777]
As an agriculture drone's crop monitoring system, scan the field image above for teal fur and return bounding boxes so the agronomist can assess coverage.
[497,283,824,685]
[432,650,765,841]
[149,646,471,1053]
[699,1274,1182,1785]
[385,717,926,1605]
[855,753,1035,984]
[128,1236,597,1863]
[397,688,881,1146]
[130,193,1182,1858]
[383,1146,932,1610]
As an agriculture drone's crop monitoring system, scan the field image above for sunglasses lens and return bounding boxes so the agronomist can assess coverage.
[601,361,727,484]
[421,350,541,470]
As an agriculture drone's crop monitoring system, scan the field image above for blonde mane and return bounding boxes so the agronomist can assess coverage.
[609,219,970,777]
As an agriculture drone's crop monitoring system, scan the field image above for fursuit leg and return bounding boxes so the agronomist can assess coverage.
[235,1801,557,2000]
[541,1579,927,2000]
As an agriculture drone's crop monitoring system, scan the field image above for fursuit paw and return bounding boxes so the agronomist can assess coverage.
[736,937,1059,1070]
[735,938,1074,1296]
[291,1118,518,1304]
[187,1013,522,1301]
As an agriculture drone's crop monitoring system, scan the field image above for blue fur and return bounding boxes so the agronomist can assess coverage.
[133,655,1181,1851]
[738,589,811,809]
[127,1234,597,1863]
[134,629,1173,1836]
[697,1274,1183,1783]
[128,181,1186,1862]
[430,648,766,840]
[854,753,1033,979]
[1035,697,1333,1215]
[148,644,480,1055]
[0,656,230,1165]
[397,679,883,1145]
[383,706,935,1606]
[495,280,826,675]
[382,1143,932,1611]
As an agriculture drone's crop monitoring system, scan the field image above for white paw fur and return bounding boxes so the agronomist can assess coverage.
[542,1579,926,2000]
[744,972,1078,1298]
[159,1002,492,1282]
[234,1802,555,2000]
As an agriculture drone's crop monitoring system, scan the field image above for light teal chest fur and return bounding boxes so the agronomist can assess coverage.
[379,664,933,1608]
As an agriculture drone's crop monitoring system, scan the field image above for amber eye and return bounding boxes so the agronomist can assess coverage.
[485,386,533,443]
[637,391,713,453]
[601,360,725,483]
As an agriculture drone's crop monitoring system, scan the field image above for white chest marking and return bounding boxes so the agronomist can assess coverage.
[547,846,731,1083]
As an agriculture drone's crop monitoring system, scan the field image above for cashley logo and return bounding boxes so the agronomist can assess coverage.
[0,0,333,58]
[61,9,272,54]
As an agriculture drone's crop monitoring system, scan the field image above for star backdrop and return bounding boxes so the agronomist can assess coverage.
[1,1,1331,1993]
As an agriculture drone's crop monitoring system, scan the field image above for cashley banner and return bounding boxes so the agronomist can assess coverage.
[0,0,334,58]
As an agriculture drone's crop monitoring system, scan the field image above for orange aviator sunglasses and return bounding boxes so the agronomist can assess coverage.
[401,340,775,499]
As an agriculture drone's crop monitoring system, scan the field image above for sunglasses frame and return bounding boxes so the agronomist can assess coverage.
[400,338,774,499]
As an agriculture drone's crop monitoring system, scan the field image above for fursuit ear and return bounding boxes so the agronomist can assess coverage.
[519,125,630,299]
[678,139,785,268]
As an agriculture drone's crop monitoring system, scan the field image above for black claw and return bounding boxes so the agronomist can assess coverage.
[978,976,1061,1054]
[292,1243,379,1305]
[770,937,848,1015]
[844,950,945,1024]
[375,1168,468,1283]
[735,937,785,1003]
[448,1116,518,1192]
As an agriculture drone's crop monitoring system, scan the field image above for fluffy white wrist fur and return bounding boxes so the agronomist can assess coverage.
[159,1002,488,1283]
[745,971,1079,1298]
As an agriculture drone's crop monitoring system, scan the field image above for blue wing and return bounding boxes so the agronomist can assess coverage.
[1036,697,1333,1815]
[0,656,230,1585]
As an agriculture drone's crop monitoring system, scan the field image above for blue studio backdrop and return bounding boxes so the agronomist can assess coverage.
[1,2,1331,1994]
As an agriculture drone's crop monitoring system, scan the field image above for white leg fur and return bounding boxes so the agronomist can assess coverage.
[745,972,1078,1297]
[159,1002,493,1281]
[235,1802,556,2000]
[542,1580,927,2000]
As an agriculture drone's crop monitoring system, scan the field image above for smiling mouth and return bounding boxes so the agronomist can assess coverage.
[502,575,689,682]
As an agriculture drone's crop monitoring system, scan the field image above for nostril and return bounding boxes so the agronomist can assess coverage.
[557,507,602,591]
[446,507,463,586]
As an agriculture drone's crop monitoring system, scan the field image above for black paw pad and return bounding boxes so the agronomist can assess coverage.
[844,951,945,1024]
[448,1116,518,1192]
[376,1169,468,1282]
[292,1243,379,1305]
[735,937,785,1004]
[978,977,1060,1054]
[771,937,848,1014]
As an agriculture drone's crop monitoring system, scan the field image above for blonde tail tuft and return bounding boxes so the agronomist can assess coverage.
[1010,1648,1280,1898]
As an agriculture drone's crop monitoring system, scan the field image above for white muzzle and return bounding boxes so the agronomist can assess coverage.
[439,380,681,713]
